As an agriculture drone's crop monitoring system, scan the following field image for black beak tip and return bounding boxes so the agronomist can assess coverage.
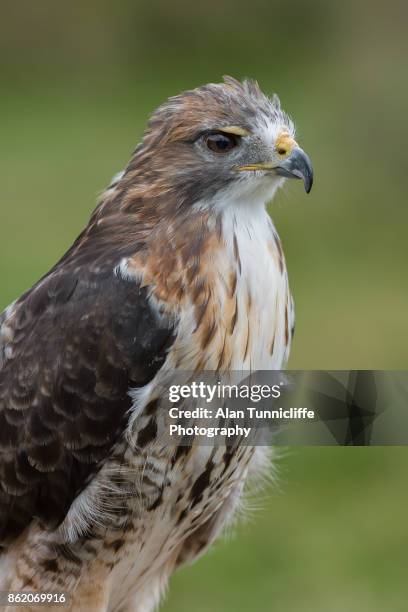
[304,176,313,194]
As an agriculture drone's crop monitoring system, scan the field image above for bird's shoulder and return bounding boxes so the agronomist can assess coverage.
[0,258,176,547]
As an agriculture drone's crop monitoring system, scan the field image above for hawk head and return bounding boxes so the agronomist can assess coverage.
[124,76,313,213]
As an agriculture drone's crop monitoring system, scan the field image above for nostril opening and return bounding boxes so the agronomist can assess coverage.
[277,148,287,155]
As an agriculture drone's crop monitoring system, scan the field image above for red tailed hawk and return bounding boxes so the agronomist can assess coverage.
[0,77,313,611]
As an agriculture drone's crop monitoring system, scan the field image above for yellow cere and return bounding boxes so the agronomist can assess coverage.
[275,131,298,156]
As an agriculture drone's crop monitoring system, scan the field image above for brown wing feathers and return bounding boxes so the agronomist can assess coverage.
[0,264,175,547]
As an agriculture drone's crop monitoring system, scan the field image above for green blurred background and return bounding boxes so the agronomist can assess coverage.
[1,1,407,610]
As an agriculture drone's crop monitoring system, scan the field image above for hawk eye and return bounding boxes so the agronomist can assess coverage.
[205,132,238,153]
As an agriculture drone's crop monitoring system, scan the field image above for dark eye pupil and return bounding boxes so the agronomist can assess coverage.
[206,133,237,153]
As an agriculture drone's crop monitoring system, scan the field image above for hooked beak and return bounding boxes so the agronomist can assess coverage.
[236,145,314,194]
[274,147,314,193]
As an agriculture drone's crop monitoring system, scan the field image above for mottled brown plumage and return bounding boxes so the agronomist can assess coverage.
[0,77,312,611]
